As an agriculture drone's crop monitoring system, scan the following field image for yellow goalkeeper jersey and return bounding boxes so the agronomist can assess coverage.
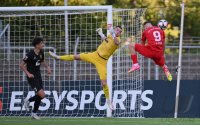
[97,34,120,60]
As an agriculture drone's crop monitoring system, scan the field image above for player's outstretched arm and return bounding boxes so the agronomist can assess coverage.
[108,27,120,45]
[96,28,106,40]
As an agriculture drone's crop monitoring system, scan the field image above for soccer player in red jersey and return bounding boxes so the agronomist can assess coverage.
[127,21,172,81]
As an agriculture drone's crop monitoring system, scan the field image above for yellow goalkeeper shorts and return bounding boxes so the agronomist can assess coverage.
[79,51,107,80]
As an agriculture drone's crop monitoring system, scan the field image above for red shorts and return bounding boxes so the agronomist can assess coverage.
[135,44,165,66]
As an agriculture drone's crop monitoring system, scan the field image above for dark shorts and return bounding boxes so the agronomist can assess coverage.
[27,76,43,93]
[135,44,165,67]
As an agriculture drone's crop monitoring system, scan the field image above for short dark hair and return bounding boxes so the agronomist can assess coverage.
[143,21,151,26]
[32,37,43,47]
[116,25,122,30]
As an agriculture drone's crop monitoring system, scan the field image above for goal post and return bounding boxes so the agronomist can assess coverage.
[0,6,145,118]
[106,7,113,118]
[174,1,185,118]
[0,6,113,11]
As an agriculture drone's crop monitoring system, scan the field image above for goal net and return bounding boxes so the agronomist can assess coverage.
[112,9,145,117]
[0,6,145,117]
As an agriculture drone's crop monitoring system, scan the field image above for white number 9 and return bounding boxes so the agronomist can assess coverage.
[153,31,161,42]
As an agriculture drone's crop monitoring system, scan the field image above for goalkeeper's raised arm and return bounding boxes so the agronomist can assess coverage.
[96,28,106,40]
[108,26,122,45]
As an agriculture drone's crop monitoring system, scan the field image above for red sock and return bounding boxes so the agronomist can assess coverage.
[162,65,169,72]
[131,55,138,64]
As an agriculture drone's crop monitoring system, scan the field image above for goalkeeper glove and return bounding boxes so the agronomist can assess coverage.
[96,28,103,34]
[96,28,106,40]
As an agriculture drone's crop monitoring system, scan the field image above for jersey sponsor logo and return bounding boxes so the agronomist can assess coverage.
[9,90,153,111]
[35,60,40,66]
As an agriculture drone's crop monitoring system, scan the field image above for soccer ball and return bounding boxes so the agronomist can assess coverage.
[157,19,168,30]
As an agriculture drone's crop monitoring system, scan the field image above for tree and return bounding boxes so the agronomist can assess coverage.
[0,0,199,36]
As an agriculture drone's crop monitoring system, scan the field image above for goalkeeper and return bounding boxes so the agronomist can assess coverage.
[49,26,122,110]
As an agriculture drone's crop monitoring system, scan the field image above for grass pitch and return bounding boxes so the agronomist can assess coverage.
[0,117,199,125]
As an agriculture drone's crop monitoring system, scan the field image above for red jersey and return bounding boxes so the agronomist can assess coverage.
[141,26,165,52]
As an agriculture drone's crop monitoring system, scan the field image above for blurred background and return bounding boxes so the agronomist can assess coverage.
[0,0,200,120]
[0,0,199,80]
[1,0,200,37]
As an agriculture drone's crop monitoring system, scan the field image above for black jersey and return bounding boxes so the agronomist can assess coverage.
[23,50,44,77]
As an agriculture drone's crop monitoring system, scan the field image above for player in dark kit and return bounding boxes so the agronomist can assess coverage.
[126,21,172,81]
[19,37,51,119]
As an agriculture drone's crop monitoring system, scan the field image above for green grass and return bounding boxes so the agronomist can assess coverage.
[0,117,200,125]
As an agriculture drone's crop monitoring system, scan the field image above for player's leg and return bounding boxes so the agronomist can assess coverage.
[49,51,77,61]
[162,64,173,81]
[24,93,41,112]
[31,89,44,120]
[95,61,114,110]
[24,78,36,111]
[128,43,138,63]
[101,80,109,101]
[33,89,45,112]
[95,63,109,99]
[49,51,95,63]
[58,51,98,64]
[80,52,112,105]
[154,56,173,81]
[128,43,140,72]
[101,79,114,110]
[25,78,44,119]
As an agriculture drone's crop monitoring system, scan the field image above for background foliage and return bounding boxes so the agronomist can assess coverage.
[0,0,199,38]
